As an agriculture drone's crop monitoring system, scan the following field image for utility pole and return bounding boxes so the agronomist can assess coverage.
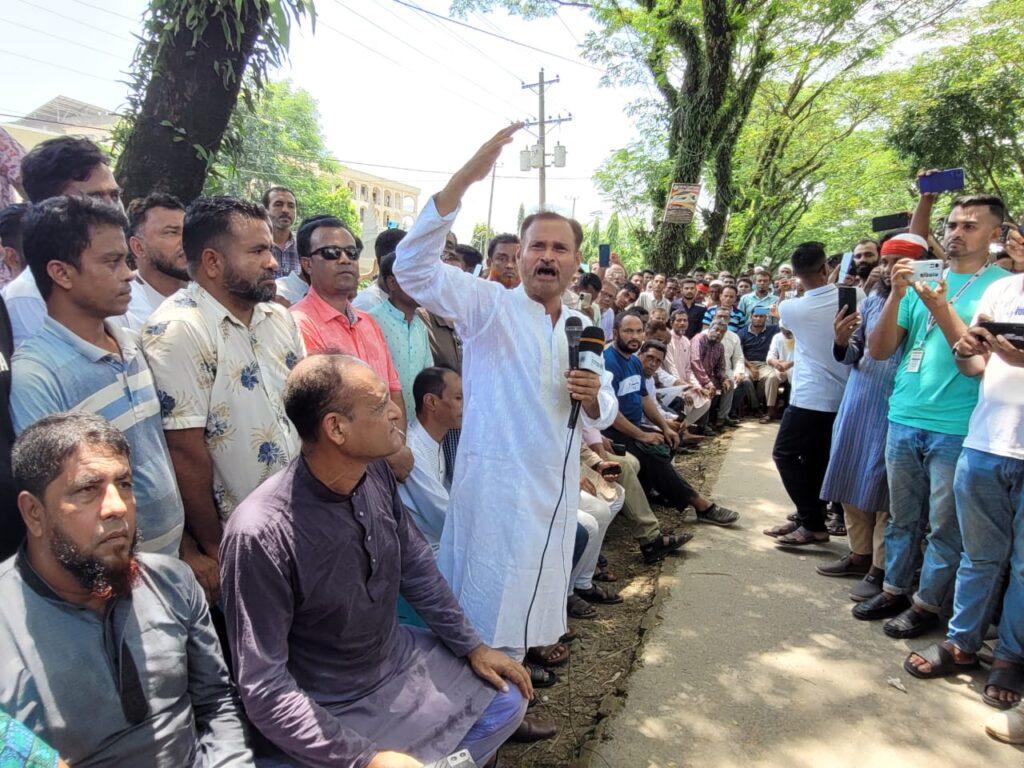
[484,163,498,257]
[522,69,572,207]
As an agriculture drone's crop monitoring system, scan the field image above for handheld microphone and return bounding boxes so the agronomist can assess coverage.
[567,320,606,430]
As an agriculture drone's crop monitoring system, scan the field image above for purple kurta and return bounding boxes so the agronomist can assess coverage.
[221,457,495,768]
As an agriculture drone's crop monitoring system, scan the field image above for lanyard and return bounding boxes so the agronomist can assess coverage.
[917,265,990,347]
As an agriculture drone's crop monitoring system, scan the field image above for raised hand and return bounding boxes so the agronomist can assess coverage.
[436,123,523,216]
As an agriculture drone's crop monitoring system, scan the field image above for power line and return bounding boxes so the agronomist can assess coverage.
[0,18,129,60]
[14,0,137,42]
[66,0,139,22]
[0,49,122,82]
[330,0,526,118]
[391,0,604,71]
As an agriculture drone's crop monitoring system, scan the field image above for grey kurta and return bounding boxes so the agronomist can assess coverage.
[220,457,494,768]
[0,551,252,767]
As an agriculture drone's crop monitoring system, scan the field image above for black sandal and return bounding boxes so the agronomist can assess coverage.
[525,663,560,689]
[904,643,979,679]
[984,665,1024,709]
[574,584,623,605]
[567,594,596,619]
[884,607,939,639]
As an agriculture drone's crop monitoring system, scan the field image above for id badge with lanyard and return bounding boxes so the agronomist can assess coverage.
[906,265,989,373]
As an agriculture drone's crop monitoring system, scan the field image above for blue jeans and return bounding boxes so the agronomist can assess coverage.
[883,421,964,612]
[947,447,1024,663]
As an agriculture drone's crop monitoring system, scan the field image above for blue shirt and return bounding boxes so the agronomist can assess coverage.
[11,317,184,555]
[737,325,778,362]
[369,300,435,424]
[702,305,745,332]
[737,291,778,325]
[603,346,647,427]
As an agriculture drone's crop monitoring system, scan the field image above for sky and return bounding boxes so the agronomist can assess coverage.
[0,0,649,242]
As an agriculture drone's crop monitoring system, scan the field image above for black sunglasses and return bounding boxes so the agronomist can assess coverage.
[311,245,360,261]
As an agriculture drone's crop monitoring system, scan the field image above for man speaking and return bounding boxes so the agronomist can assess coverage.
[395,124,617,656]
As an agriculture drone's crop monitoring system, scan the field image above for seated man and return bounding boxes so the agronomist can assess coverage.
[691,318,735,433]
[737,308,779,412]
[221,355,529,768]
[760,325,796,422]
[638,339,711,436]
[0,413,251,766]
[400,366,463,551]
[604,312,739,526]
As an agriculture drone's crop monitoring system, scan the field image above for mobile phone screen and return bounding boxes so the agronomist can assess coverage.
[598,244,611,268]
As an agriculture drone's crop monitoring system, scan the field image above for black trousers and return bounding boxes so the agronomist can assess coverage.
[771,405,836,532]
[605,427,699,512]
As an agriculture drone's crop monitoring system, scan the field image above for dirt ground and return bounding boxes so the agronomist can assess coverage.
[501,431,735,768]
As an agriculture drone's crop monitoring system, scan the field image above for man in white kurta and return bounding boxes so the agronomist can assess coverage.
[395,125,617,653]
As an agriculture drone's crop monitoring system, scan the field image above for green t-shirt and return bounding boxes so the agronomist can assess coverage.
[888,265,1011,435]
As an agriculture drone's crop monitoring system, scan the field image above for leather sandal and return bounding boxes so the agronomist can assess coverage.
[574,584,623,605]
[903,642,978,679]
[764,521,798,537]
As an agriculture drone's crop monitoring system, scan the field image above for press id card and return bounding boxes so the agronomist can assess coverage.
[906,348,924,373]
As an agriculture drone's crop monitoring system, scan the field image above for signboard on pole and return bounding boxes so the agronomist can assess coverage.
[663,182,701,225]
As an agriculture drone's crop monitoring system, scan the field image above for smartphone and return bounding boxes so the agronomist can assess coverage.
[837,286,857,316]
[1000,223,1021,244]
[610,442,626,455]
[918,168,966,195]
[598,244,611,268]
[871,212,912,232]
[977,321,1024,349]
[579,293,593,311]
[839,250,854,279]
[753,306,771,316]
[910,259,944,283]
[599,465,621,478]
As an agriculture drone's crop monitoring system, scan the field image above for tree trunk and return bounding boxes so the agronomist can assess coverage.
[116,3,270,204]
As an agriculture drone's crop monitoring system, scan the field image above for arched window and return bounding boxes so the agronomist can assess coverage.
[384,191,392,207]
[360,185,369,201]
[402,195,416,213]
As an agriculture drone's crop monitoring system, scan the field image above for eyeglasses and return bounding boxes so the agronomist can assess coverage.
[311,245,360,261]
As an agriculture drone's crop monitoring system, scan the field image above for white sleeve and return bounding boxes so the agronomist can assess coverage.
[767,335,781,362]
[394,196,504,342]
[582,369,618,430]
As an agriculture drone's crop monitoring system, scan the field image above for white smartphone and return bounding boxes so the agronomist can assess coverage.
[910,259,944,283]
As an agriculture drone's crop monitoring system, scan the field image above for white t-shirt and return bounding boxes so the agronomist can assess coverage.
[777,283,850,412]
[963,273,1024,459]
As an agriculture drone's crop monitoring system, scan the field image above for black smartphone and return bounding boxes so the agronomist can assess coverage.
[1000,223,1020,244]
[918,168,966,195]
[871,212,911,232]
[598,244,611,268]
[599,465,621,478]
[837,285,857,316]
[610,441,626,455]
[977,321,1024,349]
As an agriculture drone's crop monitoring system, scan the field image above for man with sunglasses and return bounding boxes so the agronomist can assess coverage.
[0,413,251,766]
[290,215,414,481]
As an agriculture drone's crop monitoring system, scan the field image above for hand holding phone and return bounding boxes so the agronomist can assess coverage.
[917,168,965,195]
[910,259,944,283]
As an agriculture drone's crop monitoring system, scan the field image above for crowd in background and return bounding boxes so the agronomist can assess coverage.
[0,126,1021,768]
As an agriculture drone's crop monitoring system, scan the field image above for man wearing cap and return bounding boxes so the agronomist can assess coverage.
[858,186,1010,637]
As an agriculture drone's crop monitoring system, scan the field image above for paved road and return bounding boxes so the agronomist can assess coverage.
[590,422,1020,768]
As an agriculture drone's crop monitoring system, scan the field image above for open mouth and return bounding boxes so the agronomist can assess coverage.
[535,265,558,278]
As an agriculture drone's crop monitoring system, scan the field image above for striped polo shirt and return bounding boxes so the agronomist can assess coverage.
[11,316,184,555]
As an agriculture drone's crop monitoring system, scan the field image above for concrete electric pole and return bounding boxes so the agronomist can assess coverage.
[521,69,572,207]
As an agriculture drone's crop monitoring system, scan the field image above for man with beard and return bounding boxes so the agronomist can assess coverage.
[816,235,910,601]
[0,412,252,766]
[671,277,707,338]
[11,196,184,559]
[737,270,778,326]
[126,193,188,319]
[858,188,1010,637]
[851,237,880,289]
[486,233,520,288]
[604,312,738,526]
[263,186,299,279]
[142,197,305,603]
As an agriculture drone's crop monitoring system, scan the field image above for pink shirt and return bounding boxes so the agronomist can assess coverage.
[290,288,402,392]
[666,332,699,390]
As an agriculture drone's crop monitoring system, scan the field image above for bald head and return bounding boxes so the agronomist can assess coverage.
[284,355,369,443]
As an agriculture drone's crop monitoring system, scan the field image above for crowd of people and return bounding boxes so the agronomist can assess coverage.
[0,121,1020,768]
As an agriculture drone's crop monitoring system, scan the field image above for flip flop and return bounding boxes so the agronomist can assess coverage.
[983,665,1024,709]
[593,565,618,583]
[903,643,979,679]
[986,708,1024,745]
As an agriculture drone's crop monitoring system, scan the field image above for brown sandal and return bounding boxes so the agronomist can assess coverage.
[763,521,798,538]
[526,643,569,668]
[775,526,830,546]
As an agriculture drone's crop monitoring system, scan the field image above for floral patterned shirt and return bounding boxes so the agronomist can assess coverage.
[141,283,305,520]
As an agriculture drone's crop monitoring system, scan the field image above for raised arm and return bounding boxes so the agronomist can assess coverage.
[394,125,521,338]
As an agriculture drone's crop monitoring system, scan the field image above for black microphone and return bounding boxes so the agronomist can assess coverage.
[565,317,583,429]
[567,321,606,430]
